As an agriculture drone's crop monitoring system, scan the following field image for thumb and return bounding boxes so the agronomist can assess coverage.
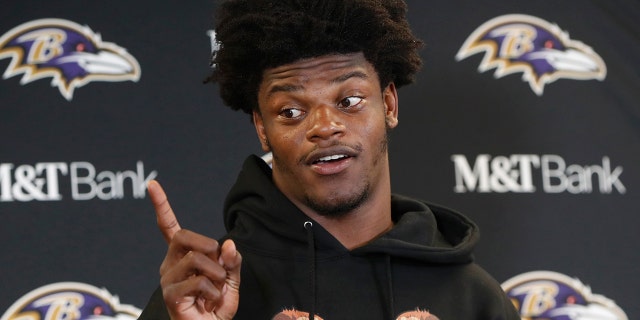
[147,180,181,243]
[219,240,242,276]
[216,239,242,319]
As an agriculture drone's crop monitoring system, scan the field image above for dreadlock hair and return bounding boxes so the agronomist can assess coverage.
[207,0,424,115]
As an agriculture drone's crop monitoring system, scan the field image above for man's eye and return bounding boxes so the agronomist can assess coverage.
[281,108,304,118]
[339,96,363,108]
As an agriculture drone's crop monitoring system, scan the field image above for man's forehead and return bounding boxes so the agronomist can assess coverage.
[262,53,372,80]
[259,53,377,91]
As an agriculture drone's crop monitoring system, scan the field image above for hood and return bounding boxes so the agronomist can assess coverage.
[224,155,478,265]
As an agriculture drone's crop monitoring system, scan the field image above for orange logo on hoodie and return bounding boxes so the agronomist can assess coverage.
[397,309,440,320]
[272,309,324,320]
[272,308,441,319]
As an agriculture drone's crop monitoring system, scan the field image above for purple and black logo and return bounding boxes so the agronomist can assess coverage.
[456,14,606,96]
[502,271,627,320]
[1,282,141,320]
[0,18,140,101]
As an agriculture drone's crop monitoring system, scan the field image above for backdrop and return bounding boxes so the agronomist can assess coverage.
[1,1,637,319]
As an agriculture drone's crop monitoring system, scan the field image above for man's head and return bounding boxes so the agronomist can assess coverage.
[208,0,423,114]
[210,0,423,219]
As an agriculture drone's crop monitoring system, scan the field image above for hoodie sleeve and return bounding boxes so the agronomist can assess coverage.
[490,289,521,320]
[137,286,170,320]
[470,265,521,320]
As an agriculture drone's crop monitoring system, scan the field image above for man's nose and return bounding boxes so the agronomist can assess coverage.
[305,105,346,142]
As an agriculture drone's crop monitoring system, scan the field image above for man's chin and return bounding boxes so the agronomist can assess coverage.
[304,189,370,218]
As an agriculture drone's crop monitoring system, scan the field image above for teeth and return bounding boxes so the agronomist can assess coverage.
[318,154,347,162]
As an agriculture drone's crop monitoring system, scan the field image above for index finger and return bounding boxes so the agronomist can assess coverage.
[148,180,182,243]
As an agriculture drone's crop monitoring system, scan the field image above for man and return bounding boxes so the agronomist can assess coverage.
[138,0,521,319]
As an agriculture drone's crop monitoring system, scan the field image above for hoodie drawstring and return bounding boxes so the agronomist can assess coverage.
[303,221,395,320]
[385,255,395,319]
[304,221,316,320]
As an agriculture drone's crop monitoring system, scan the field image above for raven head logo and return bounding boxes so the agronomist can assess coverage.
[456,14,606,95]
[1,282,141,320]
[502,271,628,320]
[0,18,141,100]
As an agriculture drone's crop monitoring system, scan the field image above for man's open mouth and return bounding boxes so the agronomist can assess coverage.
[313,154,349,164]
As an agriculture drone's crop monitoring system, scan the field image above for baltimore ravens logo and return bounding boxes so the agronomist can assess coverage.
[0,18,140,101]
[502,271,627,320]
[456,14,606,95]
[1,282,141,320]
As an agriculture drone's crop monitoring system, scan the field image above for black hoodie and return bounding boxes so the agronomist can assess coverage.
[138,155,520,319]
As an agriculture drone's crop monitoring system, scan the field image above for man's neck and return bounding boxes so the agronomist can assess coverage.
[302,186,393,250]
[310,208,393,250]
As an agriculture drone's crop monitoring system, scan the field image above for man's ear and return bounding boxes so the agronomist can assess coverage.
[253,110,271,152]
[383,82,399,129]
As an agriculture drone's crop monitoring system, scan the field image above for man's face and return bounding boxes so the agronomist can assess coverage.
[254,53,398,218]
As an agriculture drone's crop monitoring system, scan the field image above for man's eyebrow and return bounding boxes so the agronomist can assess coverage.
[267,84,304,97]
[266,71,369,97]
[331,71,369,84]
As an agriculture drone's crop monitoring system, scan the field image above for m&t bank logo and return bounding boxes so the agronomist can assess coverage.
[0,161,157,201]
[451,154,625,194]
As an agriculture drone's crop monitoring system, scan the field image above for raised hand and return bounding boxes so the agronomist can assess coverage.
[148,180,241,320]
